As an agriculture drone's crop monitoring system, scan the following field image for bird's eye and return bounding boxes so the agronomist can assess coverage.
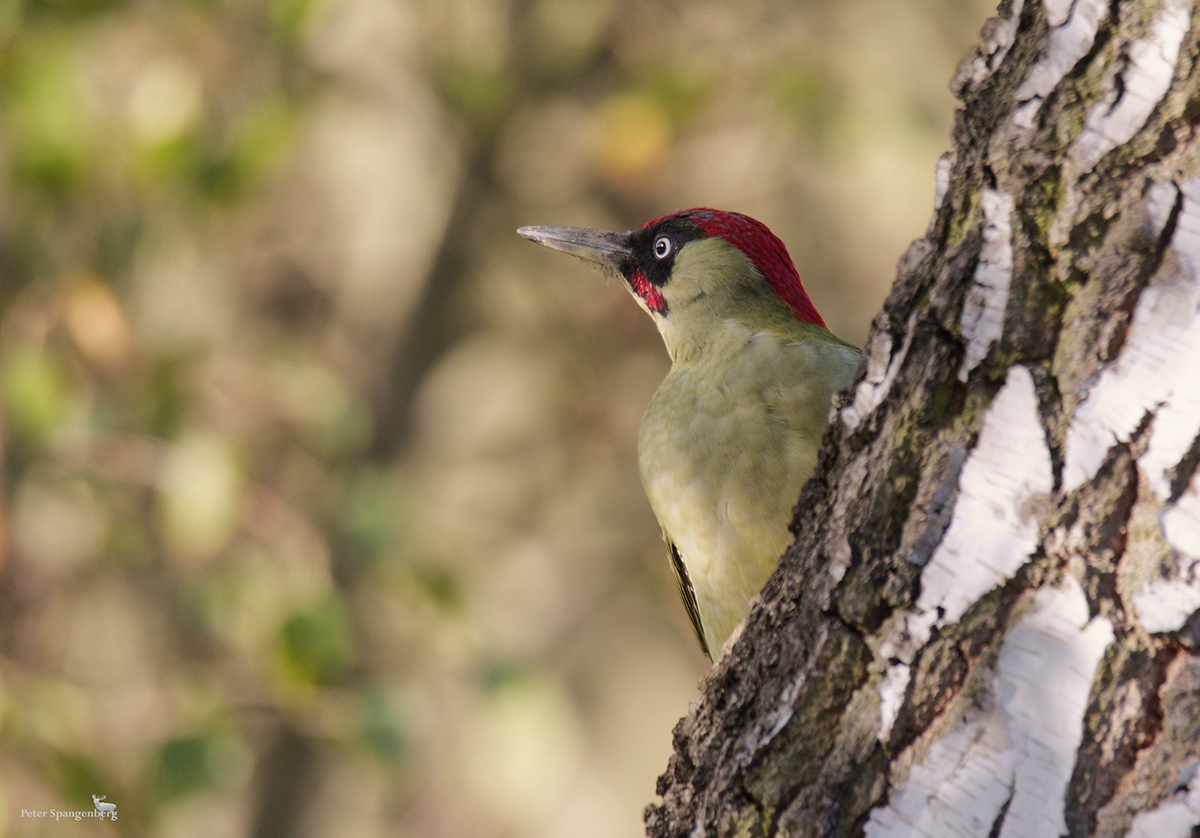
[653,236,672,259]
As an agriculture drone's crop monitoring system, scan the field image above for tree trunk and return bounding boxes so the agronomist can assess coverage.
[644,1,1200,836]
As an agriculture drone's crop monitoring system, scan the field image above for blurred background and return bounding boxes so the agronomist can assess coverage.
[0,0,993,835]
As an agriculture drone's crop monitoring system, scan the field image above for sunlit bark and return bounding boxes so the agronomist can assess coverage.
[646,1,1200,835]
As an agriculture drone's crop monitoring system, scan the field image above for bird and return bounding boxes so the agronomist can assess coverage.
[518,209,860,659]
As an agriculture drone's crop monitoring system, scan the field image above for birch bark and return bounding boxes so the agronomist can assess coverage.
[645,1,1200,835]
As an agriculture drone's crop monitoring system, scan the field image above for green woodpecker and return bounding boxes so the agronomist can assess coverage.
[518,209,860,659]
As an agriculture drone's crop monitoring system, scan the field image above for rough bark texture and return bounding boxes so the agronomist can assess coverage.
[644,1,1200,836]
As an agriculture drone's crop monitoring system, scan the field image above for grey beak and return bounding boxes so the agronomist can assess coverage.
[517,226,632,272]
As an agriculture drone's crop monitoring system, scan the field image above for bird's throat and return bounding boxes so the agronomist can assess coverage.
[629,268,667,315]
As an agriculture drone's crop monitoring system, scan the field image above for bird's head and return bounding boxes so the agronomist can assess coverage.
[519,209,826,358]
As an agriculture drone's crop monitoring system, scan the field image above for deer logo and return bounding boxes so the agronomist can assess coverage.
[92,795,116,819]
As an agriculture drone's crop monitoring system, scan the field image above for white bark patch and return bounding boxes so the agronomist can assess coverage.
[865,578,1114,838]
[879,610,940,670]
[875,368,1051,736]
[1164,480,1200,558]
[1127,761,1200,838]
[1013,0,1108,128]
[959,190,1015,381]
[934,153,953,210]
[1043,0,1074,26]
[1063,176,1200,496]
[878,663,911,743]
[916,366,1053,628]
[986,0,1026,70]
[1071,0,1192,168]
[1143,181,1181,241]
[955,0,1029,91]
[1136,183,1200,497]
[735,623,826,765]
[843,313,915,431]
[735,673,805,764]
[1133,578,1200,633]
[1135,479,1200,632]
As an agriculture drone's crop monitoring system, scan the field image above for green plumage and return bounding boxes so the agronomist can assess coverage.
[636,237,858,656]
[518,215,860,660]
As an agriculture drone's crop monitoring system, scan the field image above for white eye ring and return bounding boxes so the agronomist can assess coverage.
[653,236,672,259]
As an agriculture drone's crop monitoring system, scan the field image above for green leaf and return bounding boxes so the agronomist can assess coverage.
[278,595,355,685]
[2,349,71,441]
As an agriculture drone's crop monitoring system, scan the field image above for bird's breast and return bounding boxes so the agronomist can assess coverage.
[636,323,848,652]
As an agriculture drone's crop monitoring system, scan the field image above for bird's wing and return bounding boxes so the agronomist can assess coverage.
[664,531,711,659]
